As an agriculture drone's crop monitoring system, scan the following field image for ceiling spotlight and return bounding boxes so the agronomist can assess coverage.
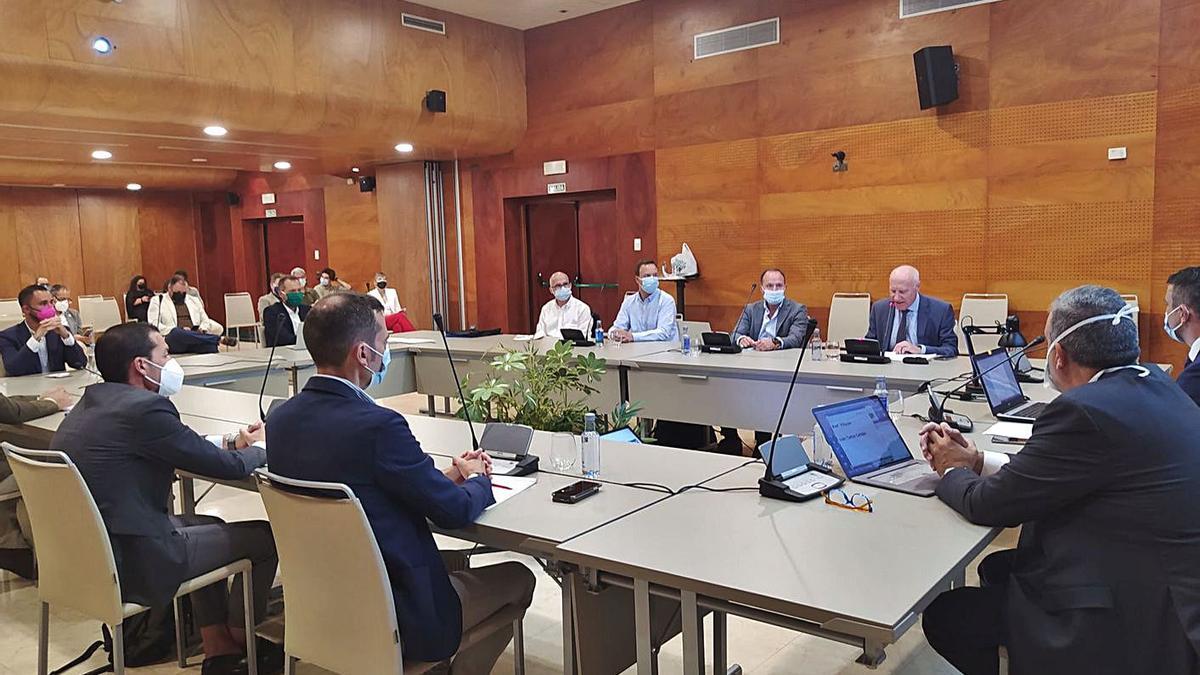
[126,183,142,191]
[273,160,291,170]
[203,125,227,137]
[394,143,414,153]
[92,37,114,54]
[351,166,360,173]
[191,157,207,163]
[91,149,113,160]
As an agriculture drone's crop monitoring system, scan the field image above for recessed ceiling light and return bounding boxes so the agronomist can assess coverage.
[273,160,292,170]
[52,183,66,187]
[92,37,114,54]
[191,157,208,163]
[203,125,227,137]
[91,149,112,160]
[351,167,360,173]
[394,143,414,153]
[126,183,142,191]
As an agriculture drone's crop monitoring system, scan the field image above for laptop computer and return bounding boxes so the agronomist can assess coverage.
[600,427,641,443]
[559,328,595,347]
[812,396,939,497]
[972,348,1047,423]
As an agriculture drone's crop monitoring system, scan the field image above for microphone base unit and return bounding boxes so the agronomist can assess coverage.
[928,406,974,433]
[501,455,539,477]
[1016,372,1044,384]
[758,465,843,503]
[840,354,891,365]
[700,344,742,354]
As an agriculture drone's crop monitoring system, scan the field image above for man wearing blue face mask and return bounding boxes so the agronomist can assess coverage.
[611,259,678,343]
[1164,266,1200,407]
[533,271,593,339]
[730,268,809,351]
[267,293,535,672]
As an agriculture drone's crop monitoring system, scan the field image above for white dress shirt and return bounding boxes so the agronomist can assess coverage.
[285,304,302,335]
[534,296,593,339]
[368,287,403,315]
[25,326,77,374]
[1190,336,1200,364]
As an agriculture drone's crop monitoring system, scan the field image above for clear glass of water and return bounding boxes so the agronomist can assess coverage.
[549,433,578,473]
[888,389,906,420]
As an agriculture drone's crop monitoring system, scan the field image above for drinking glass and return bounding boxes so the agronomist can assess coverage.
[888,389,906,420]
[549,433,578,473]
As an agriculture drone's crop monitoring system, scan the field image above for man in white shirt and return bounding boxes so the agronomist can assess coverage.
[611,260,678,343]
[533,271,593,339]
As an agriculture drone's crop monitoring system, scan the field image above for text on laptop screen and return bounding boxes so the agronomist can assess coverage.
[813,397,913,476]
[974,349,1024,410]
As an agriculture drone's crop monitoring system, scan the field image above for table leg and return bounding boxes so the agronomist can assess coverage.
[288,367,298,396]
[681,590,703,675]
[676,280,687,319]
[713,610,727,674]
[619,365,630,403]
[561,572,577,675]
[426,394,436,418]
[635,579,653,675]
[180,476,196,516]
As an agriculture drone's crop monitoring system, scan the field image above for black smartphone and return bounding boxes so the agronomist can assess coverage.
[552,480,601,504]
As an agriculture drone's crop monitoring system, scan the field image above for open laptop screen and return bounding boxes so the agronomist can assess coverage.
[973,348,1024,412]
[813,397,912,477]
[600,427,641,444]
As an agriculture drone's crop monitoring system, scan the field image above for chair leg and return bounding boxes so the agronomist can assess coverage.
[113,623,126,675]
[243,568,258,675]
[37,602,49,675]
[512,618,526,675]
[286,654,299,675]
[174,596,187,668]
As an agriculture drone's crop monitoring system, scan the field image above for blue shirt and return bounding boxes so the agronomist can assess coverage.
[889,294,925,353]
[613,290,678,342]
[758,302,781,341]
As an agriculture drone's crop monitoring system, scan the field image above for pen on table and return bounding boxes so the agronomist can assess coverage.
[492,482,512,490]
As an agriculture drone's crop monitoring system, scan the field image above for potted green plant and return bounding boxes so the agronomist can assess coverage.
[459,341,642,434]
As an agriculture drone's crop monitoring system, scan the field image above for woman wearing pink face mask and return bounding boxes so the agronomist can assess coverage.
[0,284,88,376]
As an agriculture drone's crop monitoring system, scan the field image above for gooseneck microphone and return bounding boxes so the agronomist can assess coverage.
[926,335,1047,432]
[434,312,480,452]
[742,282,759,307]
[258,312,288,422]
[758,329,817,502]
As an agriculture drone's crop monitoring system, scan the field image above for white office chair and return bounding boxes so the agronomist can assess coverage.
[0,298,19,316]
[224,293,259,347]
[826,293,871,345]
[255,470,526,675]
[958,293,1009,353]
[2,444,257,675]
[1121,294,1140,334]
[77,294,103,302]
[85,298,124,334]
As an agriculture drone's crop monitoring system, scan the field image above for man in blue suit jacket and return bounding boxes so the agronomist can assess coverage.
[266,293,534,670]
[0,285,88,376]
[261,276,310,348]
[864,265,958,357]
[1165,266,1200,407]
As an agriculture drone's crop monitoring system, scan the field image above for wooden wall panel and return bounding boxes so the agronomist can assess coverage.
[325,179,382,294]
[77,191,142,298]
[137,192,199,293]
[11,188,86,296]
[376,163,432,329]
[0,189,21,298]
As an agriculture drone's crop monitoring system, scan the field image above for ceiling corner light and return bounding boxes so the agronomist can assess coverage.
[91,36,114,54]
[126,183,142,191]
[273,160,292,170]
[394,143,414,153]
[351,166,360,173]
[91,149,113,160]
[191,157,208,163]
[203,125,227,137]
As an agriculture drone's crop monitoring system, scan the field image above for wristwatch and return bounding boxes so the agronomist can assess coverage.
[465,472,482,481]
[223,433,238,452]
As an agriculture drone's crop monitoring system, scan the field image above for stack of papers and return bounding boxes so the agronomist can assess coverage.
[387,337,435,345]
[982,421,1033,440]
[488,476,536,509]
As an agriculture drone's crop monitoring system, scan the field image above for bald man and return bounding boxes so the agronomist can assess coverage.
[533,271,593,339]
[865,265,958,357]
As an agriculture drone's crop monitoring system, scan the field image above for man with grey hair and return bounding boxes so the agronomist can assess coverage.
[918,285,1200,674]
[864,264,958,356]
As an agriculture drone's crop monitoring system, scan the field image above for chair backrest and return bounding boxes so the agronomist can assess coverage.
[2,444,126,625]
[225,293,257,329]
[826,293,871,345]
[0,298,19,316]
[90,298,124,333]
[958,293,1009,353]
[1120,294,1140,334]
[77,294,103,302]
[255,471,404,675]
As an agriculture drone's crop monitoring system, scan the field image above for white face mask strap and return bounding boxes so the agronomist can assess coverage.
[1051,305,1138,351]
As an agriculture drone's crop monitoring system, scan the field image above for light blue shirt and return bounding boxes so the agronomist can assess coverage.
[613,290,678,342]
[888,294,926,353]
[758,302,780,341]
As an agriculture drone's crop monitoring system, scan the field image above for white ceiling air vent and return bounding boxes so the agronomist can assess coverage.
[694,18,779,60]
[402,13,446,35]
[900,0,1003,19]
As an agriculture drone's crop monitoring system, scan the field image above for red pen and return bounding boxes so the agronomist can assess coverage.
[493,482,512,490]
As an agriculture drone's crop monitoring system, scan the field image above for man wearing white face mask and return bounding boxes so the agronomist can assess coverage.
[731,268,809,351]
[51,322,279,675]
[917,285,1200,675]
[1164,266,1200,407]
[533,271,593,339]
[611,259,678,343]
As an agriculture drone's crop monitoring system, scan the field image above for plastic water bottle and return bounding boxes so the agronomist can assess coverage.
[874,376,889,409]
[681,326,692,355]
[809,328,824,361]
[594,324,604,346]
[581,413,600,478]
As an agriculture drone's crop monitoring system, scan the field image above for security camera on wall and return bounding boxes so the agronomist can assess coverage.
[832,151,848,173]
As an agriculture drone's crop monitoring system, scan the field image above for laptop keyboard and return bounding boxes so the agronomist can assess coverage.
[885,465,933,484]
[1017,402,1047,418]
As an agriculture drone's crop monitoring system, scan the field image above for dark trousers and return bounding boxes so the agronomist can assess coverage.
[923,550,1014,675]
[166,329,220,355]
[173,515,278,630]
[718,428,773,456]
[446,561,536,674]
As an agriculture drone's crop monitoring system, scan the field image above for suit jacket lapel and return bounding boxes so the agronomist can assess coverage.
[883,304,896,347]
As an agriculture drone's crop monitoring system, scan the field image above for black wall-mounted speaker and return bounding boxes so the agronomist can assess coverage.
[914,46,959,110]
[226,192,240,206]
[424,89,447,113]
[359,176,376,193]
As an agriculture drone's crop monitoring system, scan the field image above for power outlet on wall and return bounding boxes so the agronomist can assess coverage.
[633,238,642,252]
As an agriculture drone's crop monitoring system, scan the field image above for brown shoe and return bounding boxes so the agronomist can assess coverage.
[220,336,238,347]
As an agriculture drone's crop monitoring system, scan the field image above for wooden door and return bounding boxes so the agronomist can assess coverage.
[577,195,620,328]
[263,219,306,285]
[525,202,579,331]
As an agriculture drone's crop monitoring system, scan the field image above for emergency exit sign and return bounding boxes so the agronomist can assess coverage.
[547,182,567,194]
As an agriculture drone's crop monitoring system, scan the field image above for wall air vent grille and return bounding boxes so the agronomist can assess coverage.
[402,13,446,35]
[694,18,779,60]
[901,0,1003,18]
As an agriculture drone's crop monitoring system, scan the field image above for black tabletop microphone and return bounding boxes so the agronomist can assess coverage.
[258,312,289,422]
[434,312,480,452]
[927,335,1047,432]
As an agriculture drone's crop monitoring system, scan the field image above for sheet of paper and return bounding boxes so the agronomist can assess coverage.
[177,355,237,367]
[983,421,1033,440]
[490,458,519,475]
[885,351,933,361]
[387,337,435,345]
[513,334,535,341]
[488,476,536,509]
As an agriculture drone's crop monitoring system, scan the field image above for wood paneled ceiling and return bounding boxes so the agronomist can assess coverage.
[0,0,527,191]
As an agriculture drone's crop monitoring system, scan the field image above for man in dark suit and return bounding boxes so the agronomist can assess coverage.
[0,285,88,376]
[919,285,1200,675]
[267,293,534,672]
[864,265,958,356]
[720,268,812,454]
[1165,266,1200,407]
[52,323,277,675]
[262,275,310,348]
